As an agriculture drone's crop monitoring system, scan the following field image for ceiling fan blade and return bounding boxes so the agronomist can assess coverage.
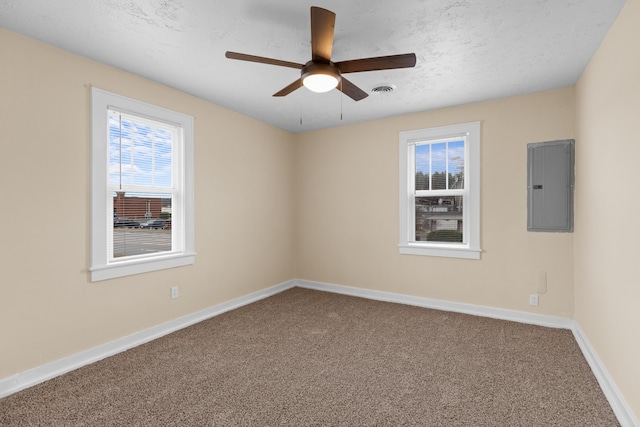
[310,7,335,63]
[338,77,368,101]
[225,51,304,69]
[273,79,303,97]
[335,53,417,74]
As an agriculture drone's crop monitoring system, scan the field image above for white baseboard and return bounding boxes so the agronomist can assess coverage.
[0,280,296,399]
[295,279,573,329]
[2,278,637,427]
[572,323,639,427]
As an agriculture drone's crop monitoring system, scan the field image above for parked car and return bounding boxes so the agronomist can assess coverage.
[162,219,172,230]
[113,218,139,228]
[139,219,166,229]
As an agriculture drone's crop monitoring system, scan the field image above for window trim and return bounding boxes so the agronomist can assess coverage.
[90,87,195,281]
[399,121,481,259]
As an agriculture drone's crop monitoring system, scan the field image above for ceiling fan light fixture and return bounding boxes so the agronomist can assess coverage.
[301,63,340,93]
[303,73,339,93]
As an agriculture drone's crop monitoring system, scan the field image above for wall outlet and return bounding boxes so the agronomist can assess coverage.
[529,294,539,306]
[170,286,179,299]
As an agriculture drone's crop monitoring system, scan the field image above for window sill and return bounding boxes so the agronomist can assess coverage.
[399,244,481,260]
[90,252,196,282]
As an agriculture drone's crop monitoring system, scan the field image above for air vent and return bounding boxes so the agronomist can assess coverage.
[370,84,396,94]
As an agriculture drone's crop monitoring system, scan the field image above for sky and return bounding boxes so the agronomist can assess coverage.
[415,139,465,189]
[108,110,174,191]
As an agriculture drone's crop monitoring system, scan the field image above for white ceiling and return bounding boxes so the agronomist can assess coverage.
[0,0,626,133]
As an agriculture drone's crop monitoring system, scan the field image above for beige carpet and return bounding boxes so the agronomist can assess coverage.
[0,287,619,426]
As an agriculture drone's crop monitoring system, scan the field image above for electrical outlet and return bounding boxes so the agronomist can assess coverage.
[529,294,539,306]
[170,286,179,299]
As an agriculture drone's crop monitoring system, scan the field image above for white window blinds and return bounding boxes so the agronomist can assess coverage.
[107,109,183,260]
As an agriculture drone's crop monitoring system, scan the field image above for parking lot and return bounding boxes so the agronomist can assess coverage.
[113,228,171,257]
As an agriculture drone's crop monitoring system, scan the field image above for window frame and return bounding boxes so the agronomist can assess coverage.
[399,121,481,259]
[90,87,195,281]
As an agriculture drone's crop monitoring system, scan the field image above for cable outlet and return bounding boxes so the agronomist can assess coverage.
[170,286,179,299]
[529,294,539,306]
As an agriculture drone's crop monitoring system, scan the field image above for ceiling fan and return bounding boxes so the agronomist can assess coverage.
[225,6,417,101]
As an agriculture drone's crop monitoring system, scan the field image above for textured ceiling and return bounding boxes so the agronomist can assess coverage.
[0,0,627,132]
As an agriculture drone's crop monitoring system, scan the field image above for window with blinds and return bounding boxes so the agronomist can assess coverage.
[413,138,466,243]
[108,110,180,259]
[91,88,194,281]
[399,122,481,259]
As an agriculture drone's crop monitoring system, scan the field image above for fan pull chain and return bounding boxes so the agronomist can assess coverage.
[340,79,343,121]
[300,105,303,125]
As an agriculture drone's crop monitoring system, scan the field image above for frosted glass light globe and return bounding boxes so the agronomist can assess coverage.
[303,73,339,93]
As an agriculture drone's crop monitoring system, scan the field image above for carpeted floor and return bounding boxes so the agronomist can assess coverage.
[0,287,619,426]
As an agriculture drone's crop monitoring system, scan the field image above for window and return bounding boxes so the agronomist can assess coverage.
[91,88,194,281]
[399,121,480,259]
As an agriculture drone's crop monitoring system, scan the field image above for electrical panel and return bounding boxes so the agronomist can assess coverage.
[527,139,574,232]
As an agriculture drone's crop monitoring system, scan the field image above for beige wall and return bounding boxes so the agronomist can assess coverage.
[575,0,640,419]
[295,88,575,317]
[0,29,295,379]
[2,4,638,418]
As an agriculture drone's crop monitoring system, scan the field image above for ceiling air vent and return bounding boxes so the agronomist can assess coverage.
[370,84,396,94]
